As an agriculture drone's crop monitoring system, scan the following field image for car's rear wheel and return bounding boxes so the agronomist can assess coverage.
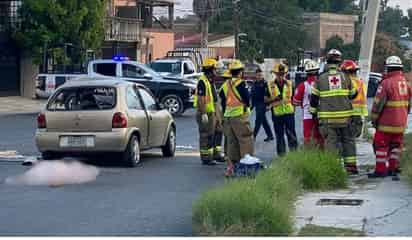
[41,151,61,160]
[122,135,141,167]
[161,94,184,116]
[162,127,176,157]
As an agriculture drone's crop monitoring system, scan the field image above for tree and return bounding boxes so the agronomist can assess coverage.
[209,0,306,62]
[193,0,221,49]
[325,35,360,60]
[372,33,404,72]
[297,0,356,14]
[378,6,404,39]
[13,0,106,64]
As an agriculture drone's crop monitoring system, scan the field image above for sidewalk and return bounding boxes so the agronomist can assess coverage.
[0,97,46,115]
[294,140,412,236]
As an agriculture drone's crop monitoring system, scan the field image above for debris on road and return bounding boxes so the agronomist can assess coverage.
[4,160,99,187]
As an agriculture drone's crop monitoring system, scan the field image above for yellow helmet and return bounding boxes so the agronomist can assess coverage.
[202,58,218,68]
[229,59,245,71]
[272,63,288,74]
[222,69,232,78]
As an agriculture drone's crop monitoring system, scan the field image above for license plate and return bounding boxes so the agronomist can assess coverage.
[60,136,94,148]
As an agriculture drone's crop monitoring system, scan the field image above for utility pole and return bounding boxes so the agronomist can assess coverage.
[233,0,240,59]
[358,0,380,90]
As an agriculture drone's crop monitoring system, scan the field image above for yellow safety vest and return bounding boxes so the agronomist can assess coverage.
[221,78,250,117]
[267,80,294,116]
[193,74,215,113]
[351,77,368,117]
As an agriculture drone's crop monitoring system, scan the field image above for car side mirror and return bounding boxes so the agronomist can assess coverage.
[143,73,152,79]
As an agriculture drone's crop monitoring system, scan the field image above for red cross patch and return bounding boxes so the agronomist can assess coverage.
[328,75,342,90]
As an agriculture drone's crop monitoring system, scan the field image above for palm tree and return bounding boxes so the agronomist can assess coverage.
[193,0,221,49]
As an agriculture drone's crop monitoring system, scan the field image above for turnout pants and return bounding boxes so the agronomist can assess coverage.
[373,130,403,174]
[254,105,273,139]
[303,119,324,147]
[223,114,254,164]
[196,111,217,162]
[214,104,225,159]
[320,123,357,167]
[272,113,298,156]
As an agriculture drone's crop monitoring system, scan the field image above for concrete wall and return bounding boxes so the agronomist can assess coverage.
[141,30,174,63]
[303,12,357,56]
[20,51,38,99]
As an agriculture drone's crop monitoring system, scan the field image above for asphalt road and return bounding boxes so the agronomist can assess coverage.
[0,109,302,236]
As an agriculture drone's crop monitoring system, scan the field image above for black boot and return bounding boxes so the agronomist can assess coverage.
[264,136,274,142]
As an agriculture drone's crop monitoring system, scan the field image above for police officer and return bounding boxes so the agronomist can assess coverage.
[266,63,298,156]
[310,49,359,174]
[219,60,254,176]
[194,58,223,165]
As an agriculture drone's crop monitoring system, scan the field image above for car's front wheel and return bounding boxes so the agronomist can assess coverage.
[162,127,176,157]
[161,94,184,116]
[122,135,141,167]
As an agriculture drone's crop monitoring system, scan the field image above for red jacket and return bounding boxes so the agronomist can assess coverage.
[371,71,412,133]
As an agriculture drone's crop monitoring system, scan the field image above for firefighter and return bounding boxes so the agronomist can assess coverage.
[266,63,298,156]
[219,60,254,176]
[310,49,359,174]
[369,56,412,180]
[341,60,368,139]
[194,58,223,165]
[293,59,324,147]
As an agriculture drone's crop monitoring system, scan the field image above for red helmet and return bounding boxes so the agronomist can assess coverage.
[341,60,359,72]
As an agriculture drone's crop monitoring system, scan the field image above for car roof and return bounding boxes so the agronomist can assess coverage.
[61,77,139,88]
[153,59,184,63]
[90,59,142,65]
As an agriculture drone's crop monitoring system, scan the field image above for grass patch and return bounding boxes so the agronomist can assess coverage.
[401,134,412,185]
[192,148,347,236]
[298,224,365,236]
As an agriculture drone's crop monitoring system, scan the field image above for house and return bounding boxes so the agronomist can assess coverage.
[303,12,358,56]
[104,0,176,63]
[174,33,235,59]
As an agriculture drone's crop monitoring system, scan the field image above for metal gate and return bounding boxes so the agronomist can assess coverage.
[0,40,19,96]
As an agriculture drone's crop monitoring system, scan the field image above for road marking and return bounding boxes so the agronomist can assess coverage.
[0,150,25,161]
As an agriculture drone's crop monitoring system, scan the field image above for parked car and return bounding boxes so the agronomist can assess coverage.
[150,58,200,80]
[88,59,197,115]
[367,72,383,98]
[35,73,87,99]
[35,78,176,167]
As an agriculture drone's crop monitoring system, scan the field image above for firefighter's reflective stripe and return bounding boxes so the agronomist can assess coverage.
[311,87,320,96]
[318,89,350,97]
[318,110,353,118]
[193,75,215,113]
[386,100,410,107]
[320,118,350,124]
[222,78,249,117]
[344,156,357,164]
[377,125,405,133]
[267,80,294,116]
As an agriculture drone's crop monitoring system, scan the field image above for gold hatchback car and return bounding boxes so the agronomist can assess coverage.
[35,78,176,167]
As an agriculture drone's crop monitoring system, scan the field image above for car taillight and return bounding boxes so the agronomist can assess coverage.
[37,113,46,129]
[112,112,128,128]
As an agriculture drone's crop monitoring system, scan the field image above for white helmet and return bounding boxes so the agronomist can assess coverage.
[304,59,320,73]
[385,56,403,68]
[328,49,342,57]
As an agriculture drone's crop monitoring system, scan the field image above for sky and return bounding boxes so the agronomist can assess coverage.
[174,0,412,16]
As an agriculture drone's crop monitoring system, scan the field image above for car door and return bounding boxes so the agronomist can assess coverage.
[121,63,160,96]
[183,61,198,80]
[137,87,169,147]
[125,86,150,148]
